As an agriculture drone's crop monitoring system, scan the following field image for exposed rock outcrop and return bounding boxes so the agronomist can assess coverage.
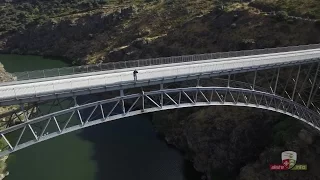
[0,63,15,82]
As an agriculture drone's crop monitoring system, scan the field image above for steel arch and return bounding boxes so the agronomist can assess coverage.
[0,86,319,157]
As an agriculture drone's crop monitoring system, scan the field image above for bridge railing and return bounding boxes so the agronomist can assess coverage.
[11,44,320,81]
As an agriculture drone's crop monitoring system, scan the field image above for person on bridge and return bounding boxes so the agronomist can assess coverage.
[133,69,138,81]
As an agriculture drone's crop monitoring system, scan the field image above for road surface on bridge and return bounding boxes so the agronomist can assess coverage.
[1,48,320,105]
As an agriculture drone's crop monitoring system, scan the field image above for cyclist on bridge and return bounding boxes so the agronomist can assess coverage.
[133,69,138,81]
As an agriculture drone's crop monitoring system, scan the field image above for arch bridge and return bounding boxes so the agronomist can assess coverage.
[1,44,320,157]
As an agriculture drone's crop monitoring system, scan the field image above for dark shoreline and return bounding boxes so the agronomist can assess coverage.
[76,94,204,180]
[153,124,204,180]
[0,52,75,67]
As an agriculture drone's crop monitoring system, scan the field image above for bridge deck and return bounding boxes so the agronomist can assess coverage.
[1,48,320,105]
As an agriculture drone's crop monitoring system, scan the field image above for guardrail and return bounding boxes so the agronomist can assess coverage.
[10,44,320,81]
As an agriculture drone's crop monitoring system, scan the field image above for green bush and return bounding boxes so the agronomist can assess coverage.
[276,11,289,21]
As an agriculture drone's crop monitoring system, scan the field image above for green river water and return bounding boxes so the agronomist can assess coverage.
[0,54,199,180]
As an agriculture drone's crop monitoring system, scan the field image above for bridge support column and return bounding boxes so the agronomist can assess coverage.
[120,90,125,115]
[160,84,163,108]
[194,89,198,103]
[252,70,257,90]
[20,104,28,121]
[292,65,301,100]
[141,91,145,112]
[178,91,181,106]
[195,76,201,103]
[197,76,200,87]
[274,67,280,94]
[308,63,320,107]
[281,67,294,98]
[294,63,313,104]
[73,96,78,106]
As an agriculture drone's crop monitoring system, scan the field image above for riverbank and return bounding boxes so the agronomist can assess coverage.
[1,54,197,180]
[1,1,320,65]
[2,1,320,179]
[152,106,320,180]
[0,63,16,180]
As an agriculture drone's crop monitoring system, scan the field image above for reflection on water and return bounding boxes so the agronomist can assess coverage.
[79,117,187,180]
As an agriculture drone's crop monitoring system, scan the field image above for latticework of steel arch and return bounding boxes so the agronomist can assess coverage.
[1,59,320,157]
[0,86,319,157]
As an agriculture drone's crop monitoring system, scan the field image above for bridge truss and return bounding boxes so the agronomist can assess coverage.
[1,57,320,157]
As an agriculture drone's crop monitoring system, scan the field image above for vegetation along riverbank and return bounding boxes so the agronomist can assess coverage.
[1,0,320,179]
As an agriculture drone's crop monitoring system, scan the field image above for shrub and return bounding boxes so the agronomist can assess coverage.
[275,11,289,21]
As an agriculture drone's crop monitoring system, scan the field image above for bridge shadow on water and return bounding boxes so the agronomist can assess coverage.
[76,95,202,180]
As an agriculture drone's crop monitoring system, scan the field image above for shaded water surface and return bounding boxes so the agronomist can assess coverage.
[0,54,201,180]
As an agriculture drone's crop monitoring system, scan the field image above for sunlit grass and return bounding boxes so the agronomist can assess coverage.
[251,0,320,18]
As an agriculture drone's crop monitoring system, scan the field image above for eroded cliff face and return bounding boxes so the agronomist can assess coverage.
[152,107,320,180]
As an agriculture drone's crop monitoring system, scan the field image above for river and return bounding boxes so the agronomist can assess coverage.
[0,54,201,180]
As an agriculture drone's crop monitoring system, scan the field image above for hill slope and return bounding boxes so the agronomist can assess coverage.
[1,1,320,180]
[1,0,320,64]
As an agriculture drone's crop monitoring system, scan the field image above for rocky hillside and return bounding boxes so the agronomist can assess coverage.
[153,107,320,180]
[250,0,320,18]
[2,1,320,65]
[0,0,216,64]
[1,0,320,180]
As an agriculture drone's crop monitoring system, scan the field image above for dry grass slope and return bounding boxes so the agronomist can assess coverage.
[251,0,320,18]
